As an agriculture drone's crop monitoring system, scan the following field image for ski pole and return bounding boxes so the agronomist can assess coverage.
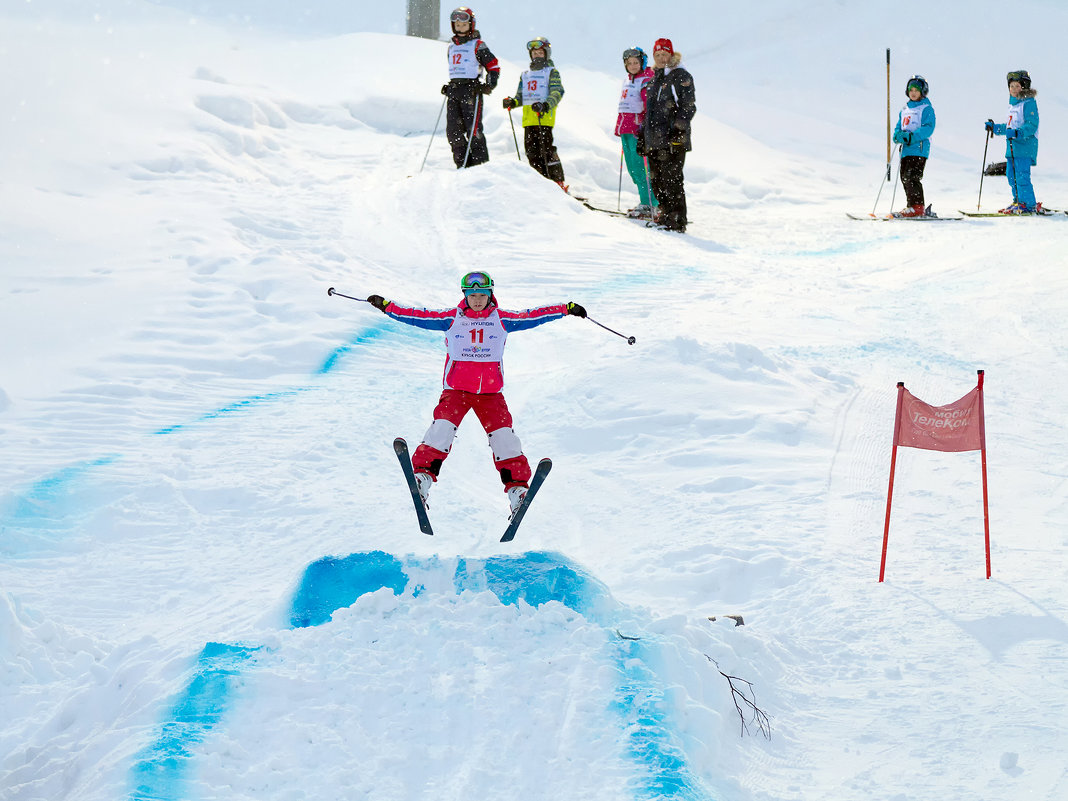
[327,287,369,303]
[507,107,522,161]
[871,144,901,215]
[643,155,655,222]
[977,128,991,210]
[587,315,636,345]
[461,89,483,169]
[887,146,901,212]
[419,95,447,174]
[617,146,624,211]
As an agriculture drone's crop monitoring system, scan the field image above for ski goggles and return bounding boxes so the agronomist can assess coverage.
[526,39,550,51]
[623,48,644,61]
[1006,70,1029,85]
[461,271,493,294]
[450,10,472,22]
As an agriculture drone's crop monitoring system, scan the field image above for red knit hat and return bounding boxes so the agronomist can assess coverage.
[653,38,674,55]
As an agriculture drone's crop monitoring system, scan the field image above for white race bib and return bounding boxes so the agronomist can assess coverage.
[448,40,480,79]
[1006,99,1038,138]
[618,76,647,114]
[899,101,928,133]
[521,67,551,105]
[446,311,507,363]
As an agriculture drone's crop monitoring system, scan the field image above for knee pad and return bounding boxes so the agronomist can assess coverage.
[487,427,523,461]
[422,419,458,453]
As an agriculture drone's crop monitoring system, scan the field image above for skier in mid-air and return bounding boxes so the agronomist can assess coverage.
[366,272,586,518]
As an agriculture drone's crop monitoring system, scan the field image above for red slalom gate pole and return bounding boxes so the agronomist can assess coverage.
[879,382,906,582]
[977,370,991,578]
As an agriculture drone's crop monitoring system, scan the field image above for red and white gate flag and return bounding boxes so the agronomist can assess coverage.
[895,386,985,452]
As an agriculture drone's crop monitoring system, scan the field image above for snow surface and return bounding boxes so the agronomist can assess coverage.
[3,1,1068,799]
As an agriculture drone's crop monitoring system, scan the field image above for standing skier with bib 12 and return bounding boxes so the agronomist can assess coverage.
[442,7,499,168]
[891,75,936,218]
[366,272,586,518]
[502,37,567,187]
[985,70,1041,214]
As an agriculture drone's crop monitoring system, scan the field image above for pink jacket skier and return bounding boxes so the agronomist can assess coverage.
[367,271,586,517]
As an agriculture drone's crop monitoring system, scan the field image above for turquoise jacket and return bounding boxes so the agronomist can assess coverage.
[991,93,1039,165]
[893,99,936,158]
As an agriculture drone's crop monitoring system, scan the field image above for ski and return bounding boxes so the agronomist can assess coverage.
[846,213,960,221]
[581,201,631,217]
[959,208,1066,218]
[500,458,552,543]
[394,437,433,536]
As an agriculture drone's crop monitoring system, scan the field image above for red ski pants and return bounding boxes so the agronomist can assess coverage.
[411,390,531,489]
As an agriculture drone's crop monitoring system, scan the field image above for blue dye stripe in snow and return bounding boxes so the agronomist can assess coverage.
[0,456,119,543]
[128,642,261,801]
[130,551,714,800]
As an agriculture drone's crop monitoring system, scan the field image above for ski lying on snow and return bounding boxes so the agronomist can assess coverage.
[846,212,960,221]
[958,209,1067,217]
[581,201,632,217]
[500,458,552,543]
[394,437,433,536]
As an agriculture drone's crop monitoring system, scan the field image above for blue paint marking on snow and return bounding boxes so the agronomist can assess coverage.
[453,550,611,623]
[289,550,411,628]
[453,551,714,801]
[317,326,387,374]
[614,638,714,800]
[0,456,119,549]
[151,389,307,436]
[130,552,712,800]
[128,642,261,801]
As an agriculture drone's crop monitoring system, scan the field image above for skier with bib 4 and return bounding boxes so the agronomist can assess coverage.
[366,273,586,518]
[985,70,1041,214]
[442,7,499,168]
[502,38,566,187]
[891,75,937,218]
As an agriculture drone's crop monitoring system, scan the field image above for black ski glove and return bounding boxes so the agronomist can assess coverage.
[502,96,517,110]
[480,83,494,95]
[367,295,390,312]
[566,302,586,318]
[531,101,549,115]
[441,84,449,96]
[902,132,913,146]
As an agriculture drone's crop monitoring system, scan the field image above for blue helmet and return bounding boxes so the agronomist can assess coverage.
[623,46,647,71]
[905,75,929,98]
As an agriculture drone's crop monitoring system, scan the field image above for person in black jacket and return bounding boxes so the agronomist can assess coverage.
[641,38,696,232]
[442,7,499,168]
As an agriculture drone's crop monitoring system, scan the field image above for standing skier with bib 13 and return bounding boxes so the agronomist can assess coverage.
[643,38,696,233]
[442,7,499,168]
[985,70,1041,214]
[615,46,657,218]
[502,37,567,187]
[366,273,586,518]
[891,75,936,218]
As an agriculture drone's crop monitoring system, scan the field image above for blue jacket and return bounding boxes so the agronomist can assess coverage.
[991,93,1039,165]
[893,99,936,158]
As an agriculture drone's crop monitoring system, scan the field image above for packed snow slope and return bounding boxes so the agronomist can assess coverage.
[3,2,1068,800]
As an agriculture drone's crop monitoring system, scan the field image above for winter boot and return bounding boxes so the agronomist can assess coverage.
[506,485,528,519]
[998,201,1028,214]
[627,204,650,218]
[415,472,433,510]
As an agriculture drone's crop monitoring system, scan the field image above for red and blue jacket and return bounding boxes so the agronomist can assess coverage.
[382,296,567,394]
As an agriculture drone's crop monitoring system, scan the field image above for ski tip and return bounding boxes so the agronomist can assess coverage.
[393,437,407,451]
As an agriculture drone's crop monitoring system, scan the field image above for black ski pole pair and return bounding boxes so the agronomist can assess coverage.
[328,287,635,345]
